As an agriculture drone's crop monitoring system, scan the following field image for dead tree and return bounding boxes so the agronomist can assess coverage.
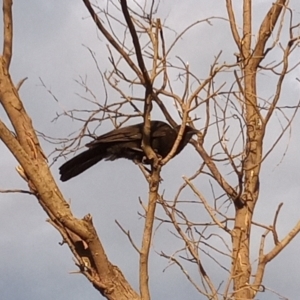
[1,0,300,299]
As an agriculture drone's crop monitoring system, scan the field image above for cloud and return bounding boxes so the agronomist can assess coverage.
[1,1,299,299]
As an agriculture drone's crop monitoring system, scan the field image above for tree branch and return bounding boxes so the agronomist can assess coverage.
[252,0,287,67]
[225,0,241,51]
[2,0,12,69]
[82,0,143,82]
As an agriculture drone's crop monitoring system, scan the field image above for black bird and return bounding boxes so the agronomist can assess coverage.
[59,120,197,181]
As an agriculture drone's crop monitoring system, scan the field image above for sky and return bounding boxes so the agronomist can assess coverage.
[0,1,300,299]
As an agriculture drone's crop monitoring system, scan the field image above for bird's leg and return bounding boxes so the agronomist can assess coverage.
[142,152,162,168]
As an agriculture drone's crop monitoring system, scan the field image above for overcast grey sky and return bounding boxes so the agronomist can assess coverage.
[1,1,300,299]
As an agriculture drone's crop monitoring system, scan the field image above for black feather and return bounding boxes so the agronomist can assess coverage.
[59,120,197,181]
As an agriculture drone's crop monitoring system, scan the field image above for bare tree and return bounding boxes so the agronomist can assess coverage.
[1,0,300,299]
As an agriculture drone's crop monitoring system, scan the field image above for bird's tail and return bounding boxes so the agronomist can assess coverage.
[59,147,105,181]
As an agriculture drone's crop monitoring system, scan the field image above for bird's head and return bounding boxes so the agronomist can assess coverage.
[173,124,200,154]
[184,126,199,139]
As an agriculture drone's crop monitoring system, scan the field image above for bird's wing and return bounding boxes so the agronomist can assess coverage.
[86,123,143,148]
[86,121,171,148]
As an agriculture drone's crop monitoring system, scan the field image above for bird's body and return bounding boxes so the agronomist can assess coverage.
[59,120,197,181]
